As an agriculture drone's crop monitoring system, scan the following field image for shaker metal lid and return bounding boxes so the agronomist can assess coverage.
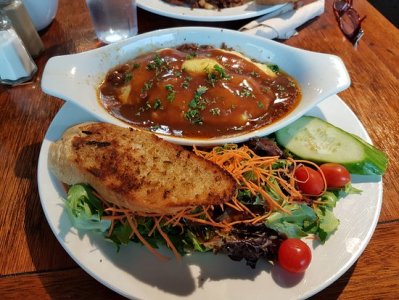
[0,0,14,6]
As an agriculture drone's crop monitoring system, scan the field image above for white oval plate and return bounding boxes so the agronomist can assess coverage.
[137,0,286,22]
[41,27,350,146]
[38,94,382,300]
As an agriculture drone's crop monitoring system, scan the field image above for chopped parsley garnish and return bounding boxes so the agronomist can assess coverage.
[153,98,162,110]
[207,72,218,87]
[207,65,231,87]
[184,86,208,125]
[146,54,168,76]
[234,67,243,75]
[210,107,221,116]
[188,97,206,111]
[267,64,280,73]
[181,76,192,89]
[140,80,154,98]
[196,85,208,97]
[124,73,132,83]
[213,64,231,80]
[153,55,164,67]
[257,101,264,109]
[167,92,175,102]
[164,84,176,102]
[262,87,271,93]
[276,85,286,91]
[239,86,254,98]
[142,80,153,92]
[185,52,197,60]
[184,109,203,125]
[164,84,174,91]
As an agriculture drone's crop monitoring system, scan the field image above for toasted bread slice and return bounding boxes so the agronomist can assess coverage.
[48,122,236,214]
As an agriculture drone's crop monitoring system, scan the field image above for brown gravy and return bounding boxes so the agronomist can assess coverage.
[99,44,301,139]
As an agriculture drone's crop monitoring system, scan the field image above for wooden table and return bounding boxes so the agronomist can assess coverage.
[1,0,398,299]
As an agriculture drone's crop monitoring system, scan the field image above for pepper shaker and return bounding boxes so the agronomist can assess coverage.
[0,0,44,57]
[0,12,37,85]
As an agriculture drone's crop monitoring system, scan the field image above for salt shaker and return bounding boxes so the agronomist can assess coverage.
[0,12,37,85]
[0,0,44,57]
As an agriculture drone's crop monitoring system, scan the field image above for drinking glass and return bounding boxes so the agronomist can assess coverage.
[86,0,138,44]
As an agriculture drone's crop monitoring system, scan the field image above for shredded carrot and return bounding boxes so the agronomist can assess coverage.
[194,145,294,213]
[126,215,169,261]
[224,201,244,211]
[104,207,133,214]
[93,144,325,261]
[106,211,116,237]
[155,219,181,261]
[148,216,163,237]
[163,207,195,227]
[182,215,230,228]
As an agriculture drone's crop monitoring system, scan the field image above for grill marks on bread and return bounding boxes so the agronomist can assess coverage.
[49,122,236,214]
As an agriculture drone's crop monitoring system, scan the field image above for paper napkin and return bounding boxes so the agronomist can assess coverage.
[240,0,325,39]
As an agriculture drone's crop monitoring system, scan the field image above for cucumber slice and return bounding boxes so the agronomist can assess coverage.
[275,116,388,175]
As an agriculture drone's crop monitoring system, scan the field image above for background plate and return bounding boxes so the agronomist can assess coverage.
[38,95,382,299]
[137,0,286,22]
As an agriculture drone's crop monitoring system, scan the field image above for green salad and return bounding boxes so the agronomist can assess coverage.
[62,116,388,271]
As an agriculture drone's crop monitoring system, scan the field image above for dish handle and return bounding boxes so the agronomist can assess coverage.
[41,54,100,108]
[287,51,352,111]
[324,54,351,96]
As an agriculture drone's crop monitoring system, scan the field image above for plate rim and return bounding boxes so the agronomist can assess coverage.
[137,0,287,22]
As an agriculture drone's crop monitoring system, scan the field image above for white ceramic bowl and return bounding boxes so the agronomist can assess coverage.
[41,27,350,146]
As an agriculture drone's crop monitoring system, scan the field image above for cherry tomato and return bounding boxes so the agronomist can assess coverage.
[320,163,351,188]
[294,165,325,195]
[278,238,312,273]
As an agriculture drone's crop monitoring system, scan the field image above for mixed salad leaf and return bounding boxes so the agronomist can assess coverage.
[64,167,359,267]
[61,115,388,269]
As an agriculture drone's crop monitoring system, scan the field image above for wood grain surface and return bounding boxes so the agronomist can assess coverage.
[0,0,398,299]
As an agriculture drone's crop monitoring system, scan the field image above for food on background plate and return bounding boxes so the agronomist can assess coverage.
[255,0,298,5]
[48,117,388,271]
[162,0,298,9]
[162,0,251,9]
[99,43,301,139]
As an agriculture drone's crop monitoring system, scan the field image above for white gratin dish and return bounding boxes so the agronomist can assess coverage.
[41,27,351,146]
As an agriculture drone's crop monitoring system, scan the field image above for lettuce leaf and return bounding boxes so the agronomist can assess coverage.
[315,206,340,243]
[265,191,341,243]
[106,221,133,251]
[65,184,110,232]
[264,203,317,238]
